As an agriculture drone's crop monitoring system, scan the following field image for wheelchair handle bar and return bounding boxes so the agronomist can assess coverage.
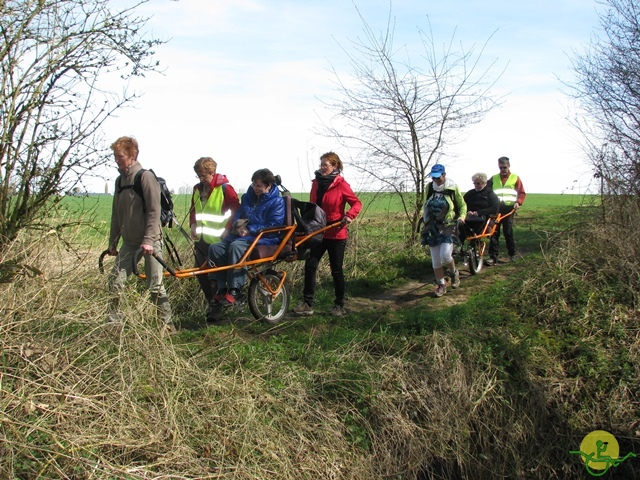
[133,248,176,278]
[98,249,109,274]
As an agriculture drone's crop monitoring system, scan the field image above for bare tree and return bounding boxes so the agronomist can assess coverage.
[321,8,504,242]
[0,0,164,248]
[569,0,640,198]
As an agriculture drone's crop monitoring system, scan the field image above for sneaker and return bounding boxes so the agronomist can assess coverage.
[486,257,497,266]
[331,305,347,316]
[450,269,460,289]
[433,283,447,297]
[220,288,243,306]
[509,255,516,262]
[213,288,228,302]
[292,302,314,316]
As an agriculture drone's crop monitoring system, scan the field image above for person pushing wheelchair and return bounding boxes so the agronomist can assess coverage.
[487,156,526,264]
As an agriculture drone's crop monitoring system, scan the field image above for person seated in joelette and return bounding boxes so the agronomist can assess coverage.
[459,172,500,245]
[206,168,285,314]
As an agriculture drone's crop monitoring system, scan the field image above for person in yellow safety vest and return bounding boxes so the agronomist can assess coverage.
[487,156,526,265]
[189,157,240,312]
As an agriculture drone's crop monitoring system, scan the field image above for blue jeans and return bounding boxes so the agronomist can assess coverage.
[208,239,251,291]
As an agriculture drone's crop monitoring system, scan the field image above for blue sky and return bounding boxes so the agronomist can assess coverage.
[97,0,603,196]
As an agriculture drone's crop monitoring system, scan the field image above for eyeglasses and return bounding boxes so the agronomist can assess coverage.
[499,166,509,170]
[320,163,332,169]
[473,182,484,185]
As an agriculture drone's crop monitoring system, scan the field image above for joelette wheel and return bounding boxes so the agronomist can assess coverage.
[467,240,484,275]
[248,271,290,323]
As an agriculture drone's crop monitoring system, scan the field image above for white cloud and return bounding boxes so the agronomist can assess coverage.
[451,91,594,194]
[92,0,602,197]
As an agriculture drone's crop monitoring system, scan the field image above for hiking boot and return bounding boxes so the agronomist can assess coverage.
[161,322,178,336]
[331,305,347,316]
[105,312,124,324]
[433,283,447,298]
[292,302,314,316]
[206,301,223,323]
[450,269,460,289]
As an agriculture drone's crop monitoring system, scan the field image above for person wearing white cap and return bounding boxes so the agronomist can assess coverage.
[421,164,467,297]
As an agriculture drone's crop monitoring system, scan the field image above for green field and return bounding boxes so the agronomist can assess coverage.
[57,191,599,261]
[62,191,598,230]
[54,191,599,256]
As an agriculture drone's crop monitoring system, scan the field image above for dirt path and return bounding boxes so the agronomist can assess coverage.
[349,255,522,312]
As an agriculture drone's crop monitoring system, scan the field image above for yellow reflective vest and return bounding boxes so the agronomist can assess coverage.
[192,185,230,244]
[491,173,519,206]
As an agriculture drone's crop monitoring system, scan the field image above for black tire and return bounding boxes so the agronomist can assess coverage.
[467,240,484,275]
[248,272,290,323]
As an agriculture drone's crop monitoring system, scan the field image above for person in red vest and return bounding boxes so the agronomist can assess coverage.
[189,157,240,317]
[487,156,526,264]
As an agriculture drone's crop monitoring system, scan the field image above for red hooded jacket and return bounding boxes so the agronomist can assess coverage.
[310,175,362,240]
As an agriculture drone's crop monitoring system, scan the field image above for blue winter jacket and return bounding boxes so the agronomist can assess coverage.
[227,183,285,246]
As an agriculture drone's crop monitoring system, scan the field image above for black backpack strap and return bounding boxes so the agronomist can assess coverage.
[444,188,460,218]
[132,169,145,197]
[117,169,147,211]
[133,169,146,212]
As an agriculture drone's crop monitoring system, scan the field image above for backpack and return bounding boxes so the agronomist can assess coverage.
[116,169,175,227]
[426,182,460,218]
[291,198,326,253]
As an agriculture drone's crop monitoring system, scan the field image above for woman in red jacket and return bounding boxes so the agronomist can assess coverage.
[293,152,362,316]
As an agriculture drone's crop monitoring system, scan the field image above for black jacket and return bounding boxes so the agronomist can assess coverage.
[463,185,500,218]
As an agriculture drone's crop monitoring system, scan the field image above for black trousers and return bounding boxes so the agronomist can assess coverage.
[194,238,214,302]
[489,207,516,258]
[458,216,486,245]
[303,238,347,307]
